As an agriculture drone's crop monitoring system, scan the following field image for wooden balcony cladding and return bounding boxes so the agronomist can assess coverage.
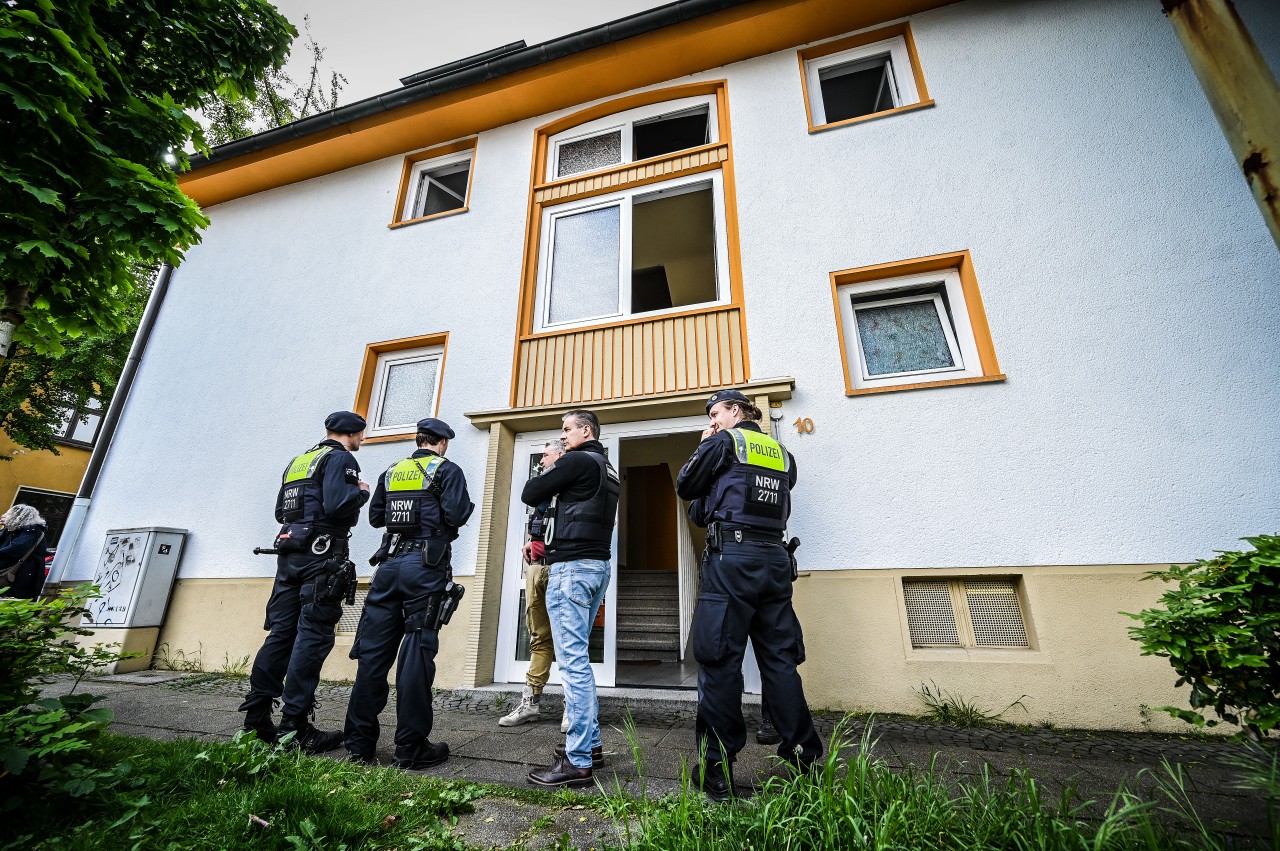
[514,307,746,408]
[533,143,729,206]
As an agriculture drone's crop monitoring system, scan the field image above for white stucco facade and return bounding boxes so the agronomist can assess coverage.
[69,0,1279,587]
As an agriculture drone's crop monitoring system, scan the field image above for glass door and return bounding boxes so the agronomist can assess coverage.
[494,429,619,687]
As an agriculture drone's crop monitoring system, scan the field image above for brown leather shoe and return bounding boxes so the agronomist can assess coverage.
[528,753,594,788]
[553,742,604,769]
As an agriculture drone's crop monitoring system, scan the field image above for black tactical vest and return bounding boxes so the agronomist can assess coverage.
[705,428,792,533]
[549,452,620,546]
[278,445,334,524]
[382,455,447,537]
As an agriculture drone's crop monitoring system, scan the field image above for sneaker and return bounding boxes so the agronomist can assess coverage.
[755,715,782,745]
[499,687,541,727]
[394,741,449,770]
[553,742,604,769]
[278,720,344,754]
[560,708,569,734]
[528,753,593,788]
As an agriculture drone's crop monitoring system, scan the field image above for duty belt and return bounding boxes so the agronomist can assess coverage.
[391,538,429,556]
[707,522,784,549]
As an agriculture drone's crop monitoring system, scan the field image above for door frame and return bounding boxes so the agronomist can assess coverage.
[493,415,707,687]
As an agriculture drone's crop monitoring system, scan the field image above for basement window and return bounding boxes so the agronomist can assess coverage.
[550,96,718,180]
[536,173,729,330]
[902,578,1030,649]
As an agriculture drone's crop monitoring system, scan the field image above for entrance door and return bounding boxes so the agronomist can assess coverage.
[493,415,706,687]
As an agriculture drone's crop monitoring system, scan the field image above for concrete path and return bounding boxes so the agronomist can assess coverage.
[42,672,1270,849]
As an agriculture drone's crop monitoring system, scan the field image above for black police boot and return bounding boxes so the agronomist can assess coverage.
[394,741,449,770]
[552,742,604,769]
[347,750,379,766]
[241,713,277,745]
[277,717,344,754]
[527,752,594,788]
[696,761,734,803]
[755,715,782,746]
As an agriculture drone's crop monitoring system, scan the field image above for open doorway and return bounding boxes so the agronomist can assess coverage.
[614,431,705,688]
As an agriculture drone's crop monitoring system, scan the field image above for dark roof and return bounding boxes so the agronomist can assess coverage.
[190,0,757,169]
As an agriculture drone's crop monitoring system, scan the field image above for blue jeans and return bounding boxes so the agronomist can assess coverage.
[546,559,610,769]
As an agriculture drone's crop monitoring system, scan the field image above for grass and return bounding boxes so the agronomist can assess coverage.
[594,718,1265,851]
[3,732,485,851]
[916,680,1028,728]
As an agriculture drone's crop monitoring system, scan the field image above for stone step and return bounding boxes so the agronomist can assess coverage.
[616,634,680,652]
[617,571,678,586]
[618,621,679,636]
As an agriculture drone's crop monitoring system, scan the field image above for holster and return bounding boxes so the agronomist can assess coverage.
[707,522,723,552]
[369,532,399,567]
[403,593,444,634]
[437,581,466,628]
[274,522,314,554]
[422,536,449,569]
[316,556,356,606]
[786,537,801,582]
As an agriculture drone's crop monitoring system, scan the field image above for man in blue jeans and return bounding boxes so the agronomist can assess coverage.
[521,409,619,788]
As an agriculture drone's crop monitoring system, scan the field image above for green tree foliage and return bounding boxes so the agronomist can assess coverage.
[1127,535,1280,740]
[0,0,296,360]
[199,15,347,146]
[0,265,152,457]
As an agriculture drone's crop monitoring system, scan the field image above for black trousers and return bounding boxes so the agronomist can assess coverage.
[693,541,823,768]
[343,551,448,756]
[240,552,344,721]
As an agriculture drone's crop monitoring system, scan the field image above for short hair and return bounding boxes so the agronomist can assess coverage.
[562,409,600,439]
[416,429,447,448]
[544,439,566,453]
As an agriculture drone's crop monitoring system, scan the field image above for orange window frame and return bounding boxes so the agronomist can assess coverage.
[828,251,1005,396]
[797,22,934,133]
[353,332,450,442]
[508,79,752,406]
[389,138,478,229]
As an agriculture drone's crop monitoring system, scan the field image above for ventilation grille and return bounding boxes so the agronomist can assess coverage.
[336,586,370,634]
[964,580,1029,646]
[902,580,960,646]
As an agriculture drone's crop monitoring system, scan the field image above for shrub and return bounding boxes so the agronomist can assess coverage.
[1126,534,1280,739]
[0,587,140,812]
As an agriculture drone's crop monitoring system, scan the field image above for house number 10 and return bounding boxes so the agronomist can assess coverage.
[793,417,814,434]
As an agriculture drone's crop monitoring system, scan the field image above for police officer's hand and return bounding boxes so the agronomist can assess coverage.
[700,423,719,442]
[358,479,370,493]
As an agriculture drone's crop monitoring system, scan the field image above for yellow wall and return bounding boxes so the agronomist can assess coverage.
[0,432,88,509]
[142,564,1205,733]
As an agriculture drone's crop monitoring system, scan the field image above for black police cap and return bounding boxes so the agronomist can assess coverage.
[325,411,366,434]
[705,389,752,414]
[416,417,455,440]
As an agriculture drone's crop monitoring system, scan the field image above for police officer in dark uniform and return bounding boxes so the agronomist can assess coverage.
[240,411,370,753]
[344,417,474,769]
[676,390,823,800]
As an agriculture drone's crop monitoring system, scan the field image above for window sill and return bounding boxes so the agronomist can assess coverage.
[906,646,1049,664]
[362,433,417,445]
[525,301,739,340]
[847,373,1005,397]
[809,99,935,134]
[388,207,469,230]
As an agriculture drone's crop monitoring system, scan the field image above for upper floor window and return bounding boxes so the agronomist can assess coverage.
[799,23,932,132]
[390,140,476,228]
[546,96,718,181]
[53,396,104,447]
[829,252,1004,395]
[535,171,730,331]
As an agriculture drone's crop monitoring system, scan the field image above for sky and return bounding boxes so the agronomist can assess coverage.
[267,0,675,105]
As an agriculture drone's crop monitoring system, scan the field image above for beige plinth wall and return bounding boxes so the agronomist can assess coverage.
[791,564,1197,733]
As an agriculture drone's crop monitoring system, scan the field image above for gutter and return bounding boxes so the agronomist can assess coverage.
[189,0,757,169]
[46,263,175,589]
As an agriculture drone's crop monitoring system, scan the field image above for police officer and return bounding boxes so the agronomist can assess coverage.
[240,411,370,753]
[676,390,823,801]
[344,417,474,769]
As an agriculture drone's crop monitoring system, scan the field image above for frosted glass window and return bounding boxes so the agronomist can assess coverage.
[547,205,621,325]
[854,299,954,376]
[557,131,622,177]
[378,358,439,428]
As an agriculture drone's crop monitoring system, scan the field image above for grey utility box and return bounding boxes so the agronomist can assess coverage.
[83,527,188,628]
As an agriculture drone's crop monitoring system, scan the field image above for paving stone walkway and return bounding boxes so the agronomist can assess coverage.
[41,671,1271,849]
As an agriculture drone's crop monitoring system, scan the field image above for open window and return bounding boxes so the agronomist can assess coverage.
[390,140,476,227]
[536,173,729,330]
[548,96,717,181]
[799,23,931,131]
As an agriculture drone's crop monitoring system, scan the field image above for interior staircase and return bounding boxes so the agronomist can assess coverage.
[616,569,681,662]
